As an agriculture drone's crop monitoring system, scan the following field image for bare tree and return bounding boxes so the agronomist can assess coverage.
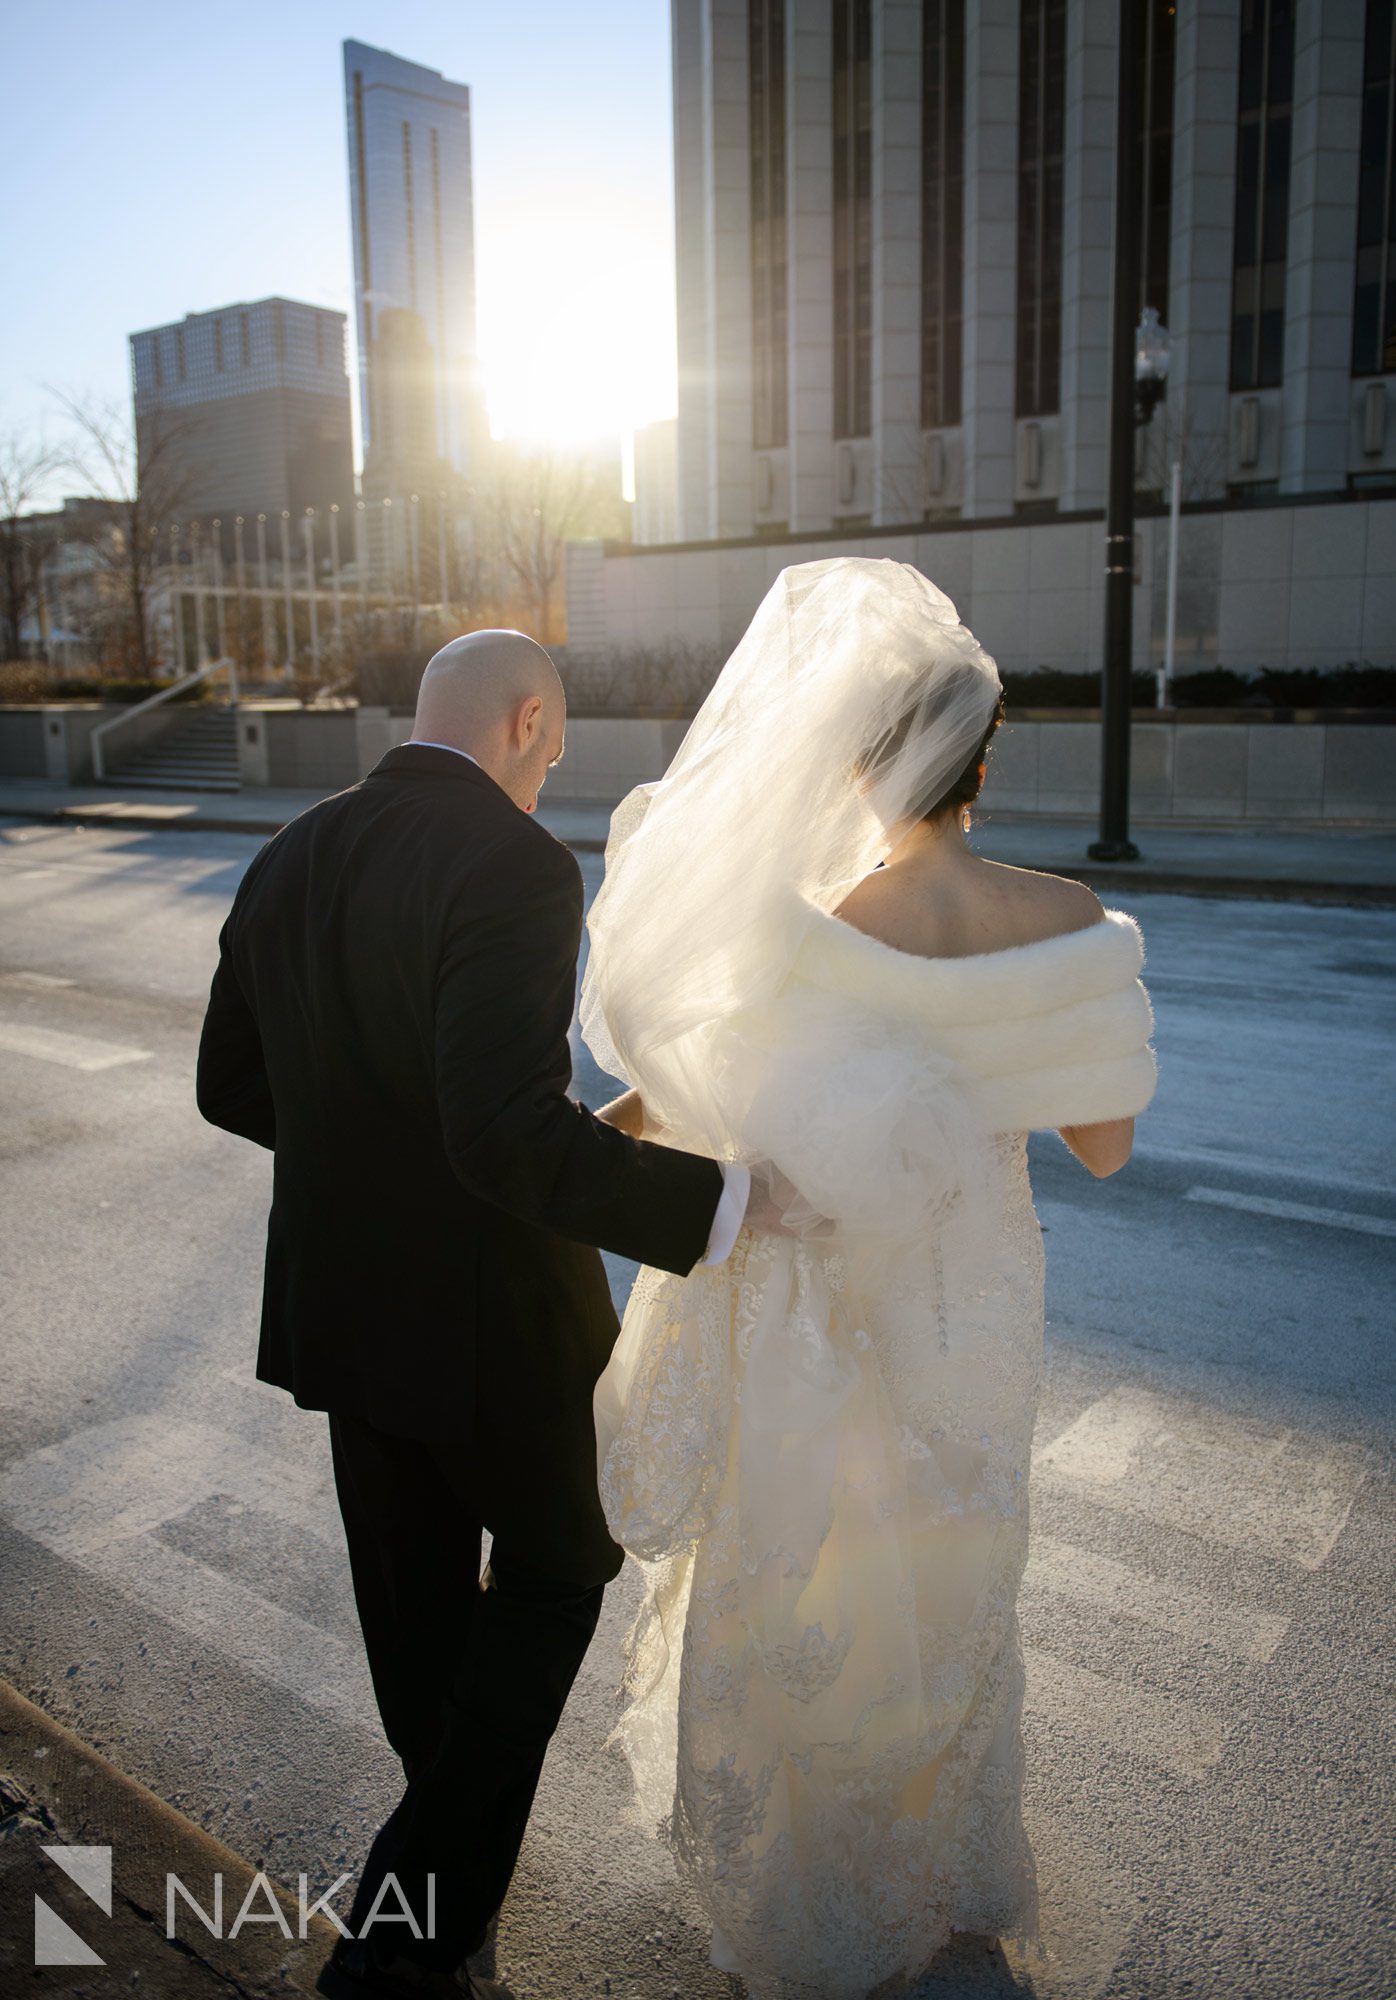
[487,446,626,641]
[0,429,63,660]
[48,388,201,677]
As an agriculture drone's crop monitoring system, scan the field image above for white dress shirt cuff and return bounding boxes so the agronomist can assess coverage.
[700,1163,750,1267]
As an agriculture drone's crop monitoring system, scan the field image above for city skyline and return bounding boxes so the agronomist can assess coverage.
[3,0,678,507]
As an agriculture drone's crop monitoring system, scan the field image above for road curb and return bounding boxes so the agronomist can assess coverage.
[2,800,1391,905]
[0,1678,335,1995]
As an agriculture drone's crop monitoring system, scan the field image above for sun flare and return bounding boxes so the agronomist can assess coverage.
[476,211,676,449]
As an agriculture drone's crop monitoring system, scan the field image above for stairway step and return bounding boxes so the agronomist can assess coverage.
[111,775,241,794]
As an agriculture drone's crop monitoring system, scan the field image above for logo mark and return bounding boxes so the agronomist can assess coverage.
[36,1844,112,1966]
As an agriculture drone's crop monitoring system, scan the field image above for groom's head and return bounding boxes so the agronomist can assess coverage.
[411,629,566,814]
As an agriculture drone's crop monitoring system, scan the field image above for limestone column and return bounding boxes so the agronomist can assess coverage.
[1167,0,1242,501]
[870,0,924,525]
[1057,0,1117,512]
[706,0,755,537]
[673,0,711,540]
[1279,0,1365,495]
[785,0,836,531]
[961,0,1019,519]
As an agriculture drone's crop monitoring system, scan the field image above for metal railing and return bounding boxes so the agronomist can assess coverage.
[90,655,240,782]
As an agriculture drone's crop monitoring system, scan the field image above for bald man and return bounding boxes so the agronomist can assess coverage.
[197,631,748,2000]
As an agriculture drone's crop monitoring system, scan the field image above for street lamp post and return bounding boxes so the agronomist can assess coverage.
[279,510,294,676]
[304,510,319,672]
[1090,0,1144,865]
[211,519,227,659]
[169,524,185,673]
[329,504,344,651]
[256,515,273,675]
[233,517,247,673]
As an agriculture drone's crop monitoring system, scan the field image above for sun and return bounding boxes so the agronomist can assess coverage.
[476,210,677,451]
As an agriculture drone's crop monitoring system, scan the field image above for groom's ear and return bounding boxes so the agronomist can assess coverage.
[513,695,544,749]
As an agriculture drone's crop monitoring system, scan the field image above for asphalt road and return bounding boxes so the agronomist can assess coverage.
[1,815,1392,2000]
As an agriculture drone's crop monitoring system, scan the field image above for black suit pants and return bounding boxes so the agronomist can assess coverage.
[329,1409,612,1968]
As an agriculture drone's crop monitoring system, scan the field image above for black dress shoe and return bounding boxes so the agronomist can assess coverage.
[316,1936,515,2000]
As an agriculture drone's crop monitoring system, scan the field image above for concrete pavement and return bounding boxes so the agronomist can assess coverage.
[1,772,1394,902]
[0,1678,334,1997]
[1,820,1393,1998]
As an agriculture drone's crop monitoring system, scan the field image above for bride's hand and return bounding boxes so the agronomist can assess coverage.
[596,1088,647,1138]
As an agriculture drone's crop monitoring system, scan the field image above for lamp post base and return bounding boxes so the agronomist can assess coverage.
[1087,837,1142,863]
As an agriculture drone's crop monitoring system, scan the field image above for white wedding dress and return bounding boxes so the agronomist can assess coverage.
[594,906,1155,2000]
[581,557,1155,2000]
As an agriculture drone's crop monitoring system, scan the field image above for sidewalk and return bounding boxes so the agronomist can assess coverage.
[1,774,1393,903]
[0,1678,333,1996]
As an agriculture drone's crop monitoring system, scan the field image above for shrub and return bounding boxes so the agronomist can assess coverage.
[554,643,728,713]
[0,663,210,705]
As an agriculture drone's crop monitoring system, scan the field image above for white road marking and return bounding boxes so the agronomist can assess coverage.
[1120,1140,1394,1206]
[1002,1819,1140,2000]
[1024,1533,1290,1664]
[96,1534,374,1731]
[1033,1386,1368,1571]
[1185,1185,1396,1239]
[1024,1645,1224,1782]
[0,1020,152,1072]
[0,1415,371,1729]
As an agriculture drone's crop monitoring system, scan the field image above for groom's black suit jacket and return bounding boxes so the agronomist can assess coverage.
[196,745,723,1448]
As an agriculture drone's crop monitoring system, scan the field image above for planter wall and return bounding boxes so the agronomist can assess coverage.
[5,703,1391,825]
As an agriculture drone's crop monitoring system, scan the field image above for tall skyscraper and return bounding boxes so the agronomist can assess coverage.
[130,298,353,541]
[343,39,486,507]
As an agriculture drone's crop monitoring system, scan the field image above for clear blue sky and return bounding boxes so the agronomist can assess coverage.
[3,1,677,500]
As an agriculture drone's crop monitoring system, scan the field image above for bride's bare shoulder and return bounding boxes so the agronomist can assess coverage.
[835,857,1104,958]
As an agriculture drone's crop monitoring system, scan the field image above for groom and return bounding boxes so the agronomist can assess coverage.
[196,631,751,2000]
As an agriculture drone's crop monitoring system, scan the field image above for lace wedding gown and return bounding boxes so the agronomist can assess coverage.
[595,905,1155,2000]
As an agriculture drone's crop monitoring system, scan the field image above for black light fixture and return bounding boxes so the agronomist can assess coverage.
[1090,0,1145,867]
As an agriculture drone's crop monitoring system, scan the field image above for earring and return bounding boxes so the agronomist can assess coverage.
[961,805,972,834]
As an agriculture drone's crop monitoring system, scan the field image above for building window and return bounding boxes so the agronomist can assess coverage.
[316,315,324,368]
[832,0,872,439]
[353,68,374,360]
[402,121,418,312]
[152,336,164,391]
[921,0,965,429]
[176,325,186,381]
[214,318,224,372]
[431,128,448,376]
[273,301,285,364]
[1016,0,1066,418]
[750,0,788,449]
[1230,0,1295,390]
[1354,0,1396,375]
[1138,0,1176,321]
[240,310,251,366]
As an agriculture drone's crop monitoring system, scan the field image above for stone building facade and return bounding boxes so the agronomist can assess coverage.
[572,1,1396,689]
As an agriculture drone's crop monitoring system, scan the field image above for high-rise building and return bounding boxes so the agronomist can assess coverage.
[569,0,1395,692]
[663,0,1396,540]
[343,38,486,506]
[130,298,354,539]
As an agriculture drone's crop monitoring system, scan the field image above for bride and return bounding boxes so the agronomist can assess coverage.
[582,558,1155,1999]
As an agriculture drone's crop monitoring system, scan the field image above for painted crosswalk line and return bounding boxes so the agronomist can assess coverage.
[1185,1185,1396,1239]
[1032,1385,1368,1571]
[1024,1645,1224,1782]
[0,1019,152,1071]
[1024,1533,1290,1663]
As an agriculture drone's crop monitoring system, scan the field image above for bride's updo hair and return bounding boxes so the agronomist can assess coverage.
[922,689,1006,821]
[856,670,1006,823]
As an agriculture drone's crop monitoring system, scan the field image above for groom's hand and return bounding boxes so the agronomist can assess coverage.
[744,1162,828,1238]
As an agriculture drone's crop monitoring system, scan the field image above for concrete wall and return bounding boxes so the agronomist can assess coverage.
[0,704,162,785]
[0,709,47,777]
[7,703,1389,825]
[570,496,1396,682]
[989,716,1394,822]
